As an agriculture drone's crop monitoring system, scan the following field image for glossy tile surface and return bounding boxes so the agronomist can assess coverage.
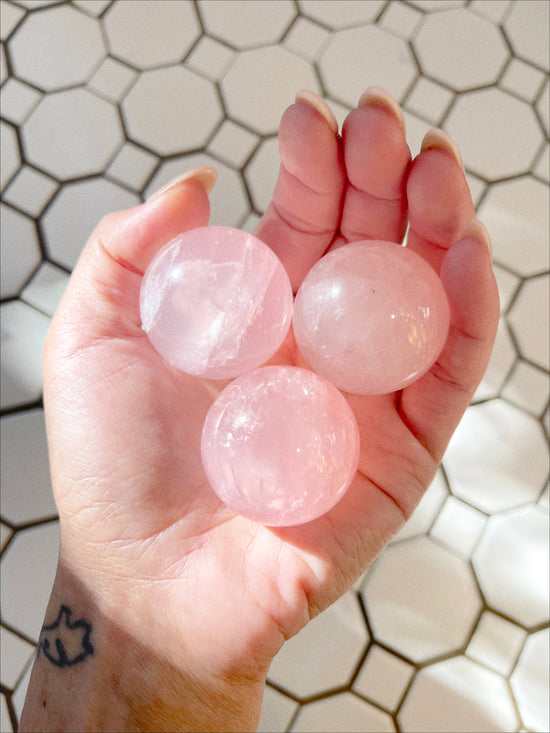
[1,2,548,731]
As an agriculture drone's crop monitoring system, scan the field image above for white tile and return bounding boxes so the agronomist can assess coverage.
[22,88,123,181]
[353,645,414,712]
[430,497,487,558]
[0,0,25,41]
[319,26,416,108]
[473,319,515,401]
[465,172,487,207]
[0,121,20,191]
[298,0,385,29]
[72,0,113,17]
[207,120,259,169]
[244,136,280,214]
[106,142,158,192]
[473,505,549,627]
[0,693,13,733]
[11,1,60,7]
[241,211,262,235]
[283,16,330,61]
[21,262,69,317]
[1,523,13,552]
[390,468,448,543]
[268,592,368,698]
[42,177,139,270]
[2,165,58,217]
[478,176,549,277]
[504,0,550,72]
[1,626,35,689]
[199,0,296,48]
[405,77,454,126]
[8,4,105,91]
[404,111,435,158]
[501,360,550,416]
[0,204,41,299]
[0,42,7,85]
[0,409,57,525]
[291,692,395,733]
[414,8,509,91]
[122,66,222,156]
[408,0,466,9]
[362,537,481,663]
[467,611,527,676]
[0,521,59,641]
[0,300,50,409]
[536,78,549,136]
[379,1,422,40]
[0,77,40,124]
[184,36,235,82]
[399,657,519,732]
[146,153,249,228]
[533,141,549,183]
[446,89,543,181]
[104,0,199,69]
[258,685,298,733]
[508,275,550,371]
[87,57,137,103]
[511,628,550,733]
[11,658,31,724]
[500,58,546,103]
[469,0,512,24]
[444,400,548,513]
[493,264,520,314]
[222,45,319,136]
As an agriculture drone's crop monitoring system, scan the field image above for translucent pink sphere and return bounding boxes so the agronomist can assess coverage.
[293,241,450,395]
[140,226,293,379]
[201,366,360,526]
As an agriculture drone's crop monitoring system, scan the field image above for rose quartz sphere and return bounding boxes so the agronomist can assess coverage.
[140,226,293,379]
[201,366,360,526]
[293,241,450,395]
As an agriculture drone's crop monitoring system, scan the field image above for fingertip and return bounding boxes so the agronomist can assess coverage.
[295,89,339,134]
[460,217,493,260]
[420,128,464,170]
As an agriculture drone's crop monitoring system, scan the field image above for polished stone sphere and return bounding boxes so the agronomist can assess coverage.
[140,226,293,379]
[293,241,450,395]
[201,366,360,526]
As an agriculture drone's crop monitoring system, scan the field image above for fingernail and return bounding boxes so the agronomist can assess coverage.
[147,165,217,203]
[358,86,406,132]
[461,217,493,260]
[295,89,338,134]
[421,128,464,170]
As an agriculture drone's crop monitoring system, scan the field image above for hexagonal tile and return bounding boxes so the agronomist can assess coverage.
[145,153,249,228]
[508,275,550,371]
[444,400,548,513]
[283,16,330,61]
[221,45,319,136]
[478,176,549,277]
[504,0,550,72]
[267,591,368,699]
[0,1,25,41]
[298,0,385,29]
[414,8,508,91]
[445,88,543,181]
[466,611,527,677]
[399,657,519,732]
[104,0,200,69]
[258,686,298,733]
[362,537,481,664]
[473,505,549,627]
[22,88,123,181]
[8,4,105,91]
[198,0,296,48]
[291,693,395,732]
[0,521,59,641]
[353,645,415,713]
[319,25,417,108]
[511,628,550,733]
[42,177,140,270]
[0,204,41,299]
[0,301,50,410]
[0,121,20,191]
[1,409,57,525]
[122,66,222,156]
[244,136,280,214]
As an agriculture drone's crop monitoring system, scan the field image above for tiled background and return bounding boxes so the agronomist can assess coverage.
[1,0,548,731]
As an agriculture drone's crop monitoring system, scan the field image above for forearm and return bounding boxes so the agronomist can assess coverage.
[19,560,266,733]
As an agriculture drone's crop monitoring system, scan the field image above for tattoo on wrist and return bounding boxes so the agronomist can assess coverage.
[37,605,94,668]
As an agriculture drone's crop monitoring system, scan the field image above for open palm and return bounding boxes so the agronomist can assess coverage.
[42,90,499,692]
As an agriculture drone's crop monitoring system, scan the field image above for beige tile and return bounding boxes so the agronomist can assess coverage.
[258,685,298,733]
[492,264,520,314]
[199,0,296,48]
[508,275,550,371]
[0,693,13,733]
[511,628,550,733]
[283,16,330,61]
[207,120,259,169]
[185,36,235,82]
[0,627,35,689]
[467,611,527,676]
[500,58,546,103]
[0,43,7,86]
[2,166,58,217]
[473,505,549,627]
[469,0,512,24]
[72,0,112,17]
[405,77,454,126]
[106,142,158,192]
[21,262,69,318]
[473,320,515,401]
[0,0,25,41]
[87,57,137,103]
[0,204,41,299]
[291,692,394,732]
[502,360,550,416]
[379,1,422,40]
[408,0,466,10]
[0,121,20,191]
[533,142,549,183]
[504,0,550,72]
[244,136,280,214]
[1,523,13,552]
[353,645,414,712]
[0,78,40,124]
[298,0,385,29]
[536,78,549,135]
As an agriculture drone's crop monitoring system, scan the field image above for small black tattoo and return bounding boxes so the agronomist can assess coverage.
[37,605,94,667]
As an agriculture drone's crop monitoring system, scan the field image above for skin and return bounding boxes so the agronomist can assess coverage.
[20,91,499,732]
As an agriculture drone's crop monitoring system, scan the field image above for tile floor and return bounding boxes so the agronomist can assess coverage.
[1,1,548,731]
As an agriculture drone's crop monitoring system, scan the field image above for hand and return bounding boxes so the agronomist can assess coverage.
[21,88,499,732]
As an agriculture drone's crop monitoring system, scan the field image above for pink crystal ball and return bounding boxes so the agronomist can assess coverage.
[201,366,360,526]
[293,241,450,395]
[140,226,293,379]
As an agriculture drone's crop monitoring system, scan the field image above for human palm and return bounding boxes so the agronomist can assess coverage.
[43,91,499,683]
